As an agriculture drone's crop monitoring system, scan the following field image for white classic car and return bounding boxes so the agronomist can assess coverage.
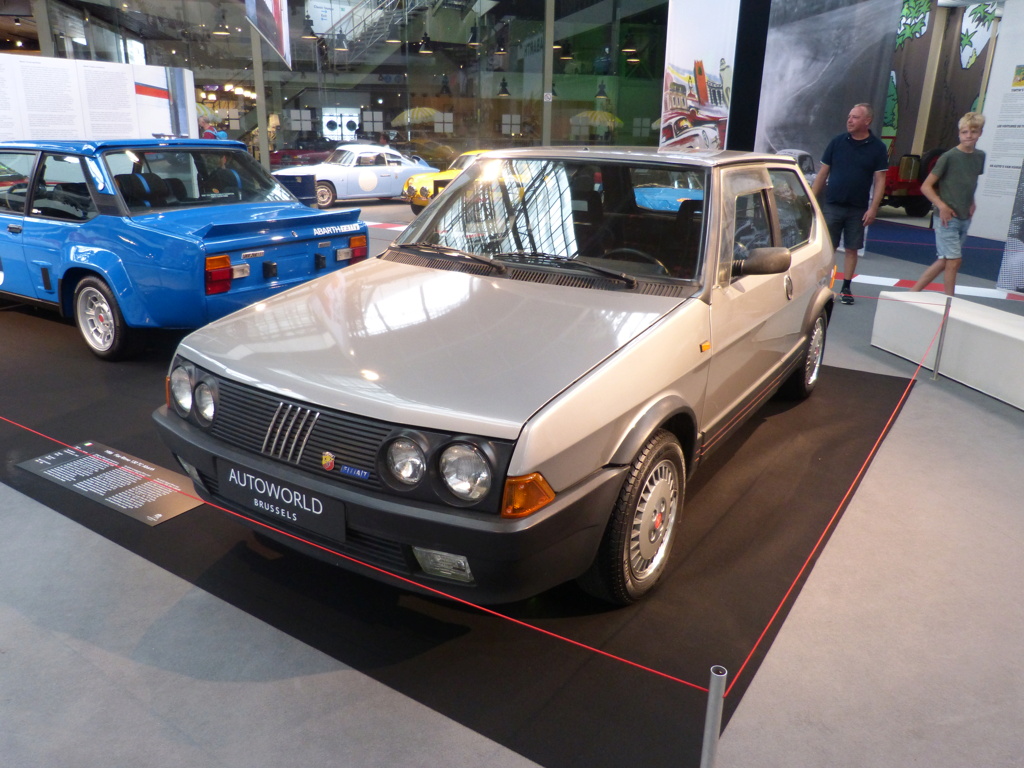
[156,147,836,605]
[272,143,438,207]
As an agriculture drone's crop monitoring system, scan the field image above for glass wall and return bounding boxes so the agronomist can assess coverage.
[38,0,668,168]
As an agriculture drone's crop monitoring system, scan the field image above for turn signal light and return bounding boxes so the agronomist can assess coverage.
[205,254,233,295]
[501,472,556,518]
[350,234,369,263]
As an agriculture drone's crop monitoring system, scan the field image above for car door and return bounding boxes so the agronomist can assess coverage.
[341,150,391,198]
[0,151,40,300]
[19,152,100,302]
[703,164,793,436]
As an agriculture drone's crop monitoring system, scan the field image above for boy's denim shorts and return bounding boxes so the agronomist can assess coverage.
[934,215,970,260]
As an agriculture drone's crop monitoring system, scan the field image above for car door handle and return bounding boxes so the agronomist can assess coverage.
[7,223,22,234]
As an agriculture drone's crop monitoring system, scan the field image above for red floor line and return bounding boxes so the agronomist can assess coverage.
[0,412,708,693]
[723,297,946,698]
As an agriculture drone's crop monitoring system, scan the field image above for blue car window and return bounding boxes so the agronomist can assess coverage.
[104,148,293,213]
[0,152,37,215]
[32,154,98,222]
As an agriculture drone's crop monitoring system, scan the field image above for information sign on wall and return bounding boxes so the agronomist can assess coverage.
[0,54,195,141]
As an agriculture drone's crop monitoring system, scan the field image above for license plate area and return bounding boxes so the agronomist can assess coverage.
[216,460,346,542]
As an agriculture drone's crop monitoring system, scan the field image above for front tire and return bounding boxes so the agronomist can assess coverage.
[73,276,137,360]
[578,430,685,605]
[779,310,827,399]
[316,181,336,208]
[410,202,423,216]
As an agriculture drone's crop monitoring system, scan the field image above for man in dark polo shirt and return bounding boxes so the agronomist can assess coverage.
[811,103,889,304]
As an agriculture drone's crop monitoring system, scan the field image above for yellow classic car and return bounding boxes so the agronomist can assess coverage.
[402,149,489,215]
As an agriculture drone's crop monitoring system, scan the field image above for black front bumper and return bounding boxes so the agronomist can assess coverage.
[153,406,625,604]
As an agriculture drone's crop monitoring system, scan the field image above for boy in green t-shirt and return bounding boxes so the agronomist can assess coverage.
[910,112,986,296]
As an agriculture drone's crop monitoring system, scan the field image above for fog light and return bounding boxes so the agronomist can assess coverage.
[413,547,474,583]
[175,456,202,487]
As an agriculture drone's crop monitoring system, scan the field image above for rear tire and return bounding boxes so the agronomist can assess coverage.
[73,276,137,360]
[578,430,685,605]
[779,310,827,400]
[903,196,932,218]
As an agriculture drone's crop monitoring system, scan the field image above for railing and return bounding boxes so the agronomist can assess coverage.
[323,0,432,67]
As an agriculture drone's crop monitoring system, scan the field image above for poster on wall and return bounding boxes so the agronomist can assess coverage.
[974,0,1024,252]
[0,54,195,141]
[247,0,292,68]
[752,0,901,164]
[657,0,740,150]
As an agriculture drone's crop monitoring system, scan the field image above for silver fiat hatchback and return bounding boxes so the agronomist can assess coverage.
[154,146,835,605]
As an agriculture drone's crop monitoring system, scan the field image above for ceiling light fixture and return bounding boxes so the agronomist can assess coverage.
[212,11,230,36]
[301,15,316,39]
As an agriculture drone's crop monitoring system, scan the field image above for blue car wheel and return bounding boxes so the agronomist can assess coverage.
[73,276,137,360]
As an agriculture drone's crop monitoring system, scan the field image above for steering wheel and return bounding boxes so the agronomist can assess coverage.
[603,247,670,276]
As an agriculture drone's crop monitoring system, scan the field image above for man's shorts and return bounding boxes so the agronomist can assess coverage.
[934,215,970,260]
[823,203,867,252]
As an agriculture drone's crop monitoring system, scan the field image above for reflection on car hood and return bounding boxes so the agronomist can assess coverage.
[127,203,360,240]
[178,259,686,438]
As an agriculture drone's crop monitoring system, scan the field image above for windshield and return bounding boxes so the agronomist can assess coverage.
[325,149,355,165]
[450,152,482,172]
[104,148,295,213]
[397,156,707,283]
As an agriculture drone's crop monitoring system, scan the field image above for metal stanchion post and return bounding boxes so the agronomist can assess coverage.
[699,665,728,768]
[932,295,953,381]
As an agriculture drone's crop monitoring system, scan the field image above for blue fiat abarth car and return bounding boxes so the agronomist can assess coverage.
[0,139,369,359]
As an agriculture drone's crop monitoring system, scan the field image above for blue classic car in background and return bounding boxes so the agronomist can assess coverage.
[0,139,369,359]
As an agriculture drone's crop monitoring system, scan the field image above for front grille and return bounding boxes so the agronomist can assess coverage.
[262,403,319,462]
[210,376,393,490]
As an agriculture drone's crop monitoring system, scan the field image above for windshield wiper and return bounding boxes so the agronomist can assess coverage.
[494,250,637,289]
[401,242,507,274]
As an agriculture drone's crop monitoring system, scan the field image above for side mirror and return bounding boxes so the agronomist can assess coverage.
[734,246,792,277]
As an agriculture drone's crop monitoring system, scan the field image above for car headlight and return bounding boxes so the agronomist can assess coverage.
[419,185,431,198]
[169,365,193,416]
[194,380,217,424]
[387,437,426,485]
[440,443,491,501]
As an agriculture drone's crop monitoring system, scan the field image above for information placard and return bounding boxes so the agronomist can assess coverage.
[19,441,200,526]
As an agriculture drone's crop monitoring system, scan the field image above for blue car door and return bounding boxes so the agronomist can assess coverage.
[19,153,101,303]
[0,151,40,300]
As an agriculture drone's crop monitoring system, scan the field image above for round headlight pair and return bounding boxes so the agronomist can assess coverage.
[169,364,217,424]
[385,438,491,502]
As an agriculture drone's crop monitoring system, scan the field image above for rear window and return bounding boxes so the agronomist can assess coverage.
[103,148,294,213]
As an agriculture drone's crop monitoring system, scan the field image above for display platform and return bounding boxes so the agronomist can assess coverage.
[0,304,911,767]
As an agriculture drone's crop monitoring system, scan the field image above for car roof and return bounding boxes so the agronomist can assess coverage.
[0,138,247,155]
[332,143,400,153]
[477,146,796,169]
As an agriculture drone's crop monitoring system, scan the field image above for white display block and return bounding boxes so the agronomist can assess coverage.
[871,290,1024,411]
